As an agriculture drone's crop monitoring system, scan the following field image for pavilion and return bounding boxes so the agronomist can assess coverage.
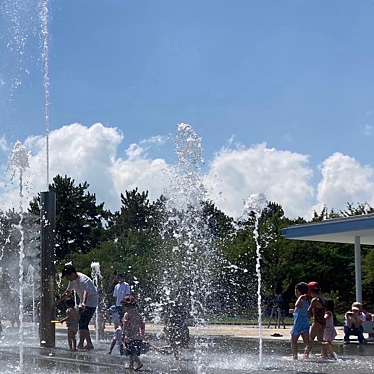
[282,214,374,303]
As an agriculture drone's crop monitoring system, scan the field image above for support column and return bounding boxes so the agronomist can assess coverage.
[40,191,56,348]
[354,235,363,303]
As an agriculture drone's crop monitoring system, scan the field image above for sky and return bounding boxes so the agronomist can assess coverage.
[1,0,374,218]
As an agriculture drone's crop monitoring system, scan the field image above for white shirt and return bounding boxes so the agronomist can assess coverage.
[113,282,131,306]
[67,272,98,308]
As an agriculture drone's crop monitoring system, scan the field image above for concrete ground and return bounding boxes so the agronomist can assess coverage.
[60,323,364,344]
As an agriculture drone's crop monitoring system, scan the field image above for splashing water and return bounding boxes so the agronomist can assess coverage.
[39,0,50,189]
[26,264,36,337]
[243,193,268,367]
[8,141,30,371]
[0,0,36,94]
[91,262,101,345]
[155,124,220,370]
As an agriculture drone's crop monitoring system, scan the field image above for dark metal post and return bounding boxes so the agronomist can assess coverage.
[40,191,56,348]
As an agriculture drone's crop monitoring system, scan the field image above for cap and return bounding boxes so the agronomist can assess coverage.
[308,281,320,291]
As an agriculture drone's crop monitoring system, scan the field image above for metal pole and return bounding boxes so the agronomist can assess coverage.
[40,191,56,348]
[354,236,363,303]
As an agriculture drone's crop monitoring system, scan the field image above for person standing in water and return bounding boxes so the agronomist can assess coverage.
[59,298,80,351]
[61,264,98,351]
[123,295,145,371]
[290,282,310,360]
[113,274,131,320]
[305,281,325,357]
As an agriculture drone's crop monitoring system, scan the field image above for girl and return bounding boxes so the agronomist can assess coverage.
[290,282,310,360]
[323,300,337,359]
[123,295,145,371]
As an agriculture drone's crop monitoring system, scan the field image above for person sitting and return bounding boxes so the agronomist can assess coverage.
[344,304,365,344]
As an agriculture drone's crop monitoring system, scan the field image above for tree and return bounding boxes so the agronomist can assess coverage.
[29,175,110,261]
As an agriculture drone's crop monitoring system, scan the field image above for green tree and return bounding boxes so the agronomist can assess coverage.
[29,175,110,261]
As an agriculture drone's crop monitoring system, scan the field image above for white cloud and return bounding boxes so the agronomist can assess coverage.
[205,144,315,218]
[2,124,374,219]
[0,123,170,211]
[316,152,374,211]
[111,157,169,203]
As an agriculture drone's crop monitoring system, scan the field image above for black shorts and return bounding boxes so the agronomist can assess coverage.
[115,305,124,320]
[126,340,142,356]
[79,307,96,331]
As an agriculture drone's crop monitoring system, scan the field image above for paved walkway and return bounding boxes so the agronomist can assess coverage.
[145,323,348,341]
[73,323,348,342]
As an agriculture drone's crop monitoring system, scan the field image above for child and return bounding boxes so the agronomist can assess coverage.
[290,282,310,360]
[323,300,337,360]
[108,322,124,356]
[123,295,145,371]
[60,299,80,351]
[305,281,325,357]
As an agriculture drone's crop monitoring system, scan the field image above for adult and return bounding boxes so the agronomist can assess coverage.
[113,274,131,319]
[62,264,98,350]
[344,302,366,344]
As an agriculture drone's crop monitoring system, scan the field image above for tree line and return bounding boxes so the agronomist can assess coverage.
[1,174,373,320]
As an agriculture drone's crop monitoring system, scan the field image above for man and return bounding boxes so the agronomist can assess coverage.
[113,274,131,319]
[61,264,98,350]
[344,303,366,344]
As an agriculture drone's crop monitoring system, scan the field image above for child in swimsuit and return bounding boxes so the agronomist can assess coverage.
[323,300,337,360]
[123,295,145,371]
[305,281,325,357]
[290,282,310,360]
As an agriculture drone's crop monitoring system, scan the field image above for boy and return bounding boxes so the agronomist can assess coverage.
[123,295,145,371]
[60,299,80,351]
[305,281,325,357]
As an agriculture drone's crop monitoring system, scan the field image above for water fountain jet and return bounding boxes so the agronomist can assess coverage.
[243,193,268,367]
[8,141,30,371]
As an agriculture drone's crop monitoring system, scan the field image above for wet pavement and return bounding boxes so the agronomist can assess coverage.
[0,326,372,373]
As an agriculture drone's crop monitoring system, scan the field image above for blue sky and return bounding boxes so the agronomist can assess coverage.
[1,1,374,216]
[0,0,374,162]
